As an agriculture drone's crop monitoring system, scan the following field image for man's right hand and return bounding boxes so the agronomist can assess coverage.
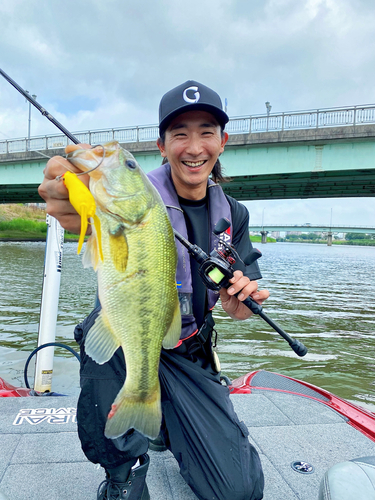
[38,144,91,235]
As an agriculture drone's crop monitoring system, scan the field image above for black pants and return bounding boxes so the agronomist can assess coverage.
[75,309,264,500]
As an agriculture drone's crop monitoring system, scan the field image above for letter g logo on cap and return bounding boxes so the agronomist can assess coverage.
[183,86,200,104]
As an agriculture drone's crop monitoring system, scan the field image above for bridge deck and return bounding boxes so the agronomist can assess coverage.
[1,125,375,203]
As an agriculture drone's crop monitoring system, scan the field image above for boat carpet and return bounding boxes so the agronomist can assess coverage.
[0,390,375,499]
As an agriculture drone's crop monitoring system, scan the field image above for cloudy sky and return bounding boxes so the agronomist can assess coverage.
[0,0,374,227]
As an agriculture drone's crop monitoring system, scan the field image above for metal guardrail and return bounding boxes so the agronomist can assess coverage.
[1,104,375,155]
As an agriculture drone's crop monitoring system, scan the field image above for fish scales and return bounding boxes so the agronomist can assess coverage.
[67,142,181,439]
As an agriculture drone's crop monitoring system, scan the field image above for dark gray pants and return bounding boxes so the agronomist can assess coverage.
[75,310,264,500]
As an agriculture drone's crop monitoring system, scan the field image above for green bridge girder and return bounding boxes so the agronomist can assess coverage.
[1,125,375,203]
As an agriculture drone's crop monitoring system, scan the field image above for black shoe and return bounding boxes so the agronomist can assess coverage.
[148,433,167,452]
[97,454,150,500]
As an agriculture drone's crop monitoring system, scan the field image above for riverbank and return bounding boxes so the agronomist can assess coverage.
[276,238,375,246]
[0,204,79,242]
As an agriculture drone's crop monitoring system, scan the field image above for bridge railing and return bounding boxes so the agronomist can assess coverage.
[1,104,375,155]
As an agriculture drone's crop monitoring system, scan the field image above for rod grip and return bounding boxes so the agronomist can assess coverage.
[242,297,308,357]
[289,339,308,357]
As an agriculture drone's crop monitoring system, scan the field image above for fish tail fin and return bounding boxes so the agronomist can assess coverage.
[104,383,161,440]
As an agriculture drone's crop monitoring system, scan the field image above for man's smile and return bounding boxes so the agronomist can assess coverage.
[182,160,207,168]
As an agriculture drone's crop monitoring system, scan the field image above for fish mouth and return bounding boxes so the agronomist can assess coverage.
[182,160,207,168]
[67,144,117,174]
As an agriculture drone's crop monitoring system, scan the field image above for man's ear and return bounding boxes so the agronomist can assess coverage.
[157,138,167,157]
[220,131,229,153]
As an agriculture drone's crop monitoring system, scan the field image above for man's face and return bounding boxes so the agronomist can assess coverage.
[157,110,228,200]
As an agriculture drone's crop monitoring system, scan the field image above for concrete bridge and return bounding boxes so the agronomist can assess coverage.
[249,224,375,245]
[1,104,375,203]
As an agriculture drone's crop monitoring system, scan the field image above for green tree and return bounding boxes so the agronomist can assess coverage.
[345,232,366,240]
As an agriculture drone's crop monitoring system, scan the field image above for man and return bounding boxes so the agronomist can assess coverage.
[38,80,268,500]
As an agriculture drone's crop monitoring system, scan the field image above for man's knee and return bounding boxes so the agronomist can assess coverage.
[217,473,264,500]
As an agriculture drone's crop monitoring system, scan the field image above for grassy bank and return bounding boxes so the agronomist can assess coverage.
[0,204,79,241]
[276,237,375,246]
[250,235,276,243]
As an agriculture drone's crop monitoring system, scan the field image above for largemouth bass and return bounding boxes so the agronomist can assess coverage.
[67,141,181,439]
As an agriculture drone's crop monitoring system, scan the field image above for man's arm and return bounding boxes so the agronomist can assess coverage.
[38,144,91,234]
[219,196,269,320]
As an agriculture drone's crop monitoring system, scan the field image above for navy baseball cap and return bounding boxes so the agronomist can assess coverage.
[159,80,229,135]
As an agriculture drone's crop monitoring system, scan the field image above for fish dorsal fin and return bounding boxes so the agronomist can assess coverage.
[109,226,128,273]
[85,309,120,364]
[162,298,181,349]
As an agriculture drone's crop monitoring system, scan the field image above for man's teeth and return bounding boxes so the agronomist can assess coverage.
[183,160,206,167]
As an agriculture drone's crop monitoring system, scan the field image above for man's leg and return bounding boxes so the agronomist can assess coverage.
[75,311,149,499]
[159,349,264,500]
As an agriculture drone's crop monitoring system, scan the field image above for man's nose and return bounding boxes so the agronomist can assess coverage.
[185,137,203,156]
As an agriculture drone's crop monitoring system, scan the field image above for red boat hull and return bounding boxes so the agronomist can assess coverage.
[2,370,375,442]
[229,370,375,442]
[0,377,32,397]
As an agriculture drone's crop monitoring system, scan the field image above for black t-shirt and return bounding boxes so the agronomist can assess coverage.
[178,194,262,329]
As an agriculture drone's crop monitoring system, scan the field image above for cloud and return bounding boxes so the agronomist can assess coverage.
[0,0,374,224]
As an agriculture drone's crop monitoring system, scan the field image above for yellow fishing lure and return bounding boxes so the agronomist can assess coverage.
[62,171,103,260]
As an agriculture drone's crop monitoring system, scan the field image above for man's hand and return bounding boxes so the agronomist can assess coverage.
[219,270,270,320]
[38,144,92,234]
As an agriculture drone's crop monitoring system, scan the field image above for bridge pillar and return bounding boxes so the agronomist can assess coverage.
[327,232,333,246]
[261,231,268,244]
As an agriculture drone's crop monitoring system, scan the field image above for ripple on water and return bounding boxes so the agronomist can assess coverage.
[0,241,374,406]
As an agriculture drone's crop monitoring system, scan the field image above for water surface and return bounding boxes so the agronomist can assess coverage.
[0,241,374,410]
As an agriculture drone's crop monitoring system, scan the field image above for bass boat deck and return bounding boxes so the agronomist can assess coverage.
[1,370,375,500]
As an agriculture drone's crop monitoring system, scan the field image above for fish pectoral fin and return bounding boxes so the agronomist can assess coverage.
[109,229,128,273]
[85,310,120,364]
[162,298,182,349]
[92,214,103,261]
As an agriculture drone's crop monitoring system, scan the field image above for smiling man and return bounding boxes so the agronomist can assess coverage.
[38,80,267,500]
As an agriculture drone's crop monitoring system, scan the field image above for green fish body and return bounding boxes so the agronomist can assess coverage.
[67,142,181,439]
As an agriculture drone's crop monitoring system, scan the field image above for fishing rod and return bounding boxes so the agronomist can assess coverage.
[1,68,307,357]
[0,68,80,393]
[0,67,79,144]
[174,219,308,357]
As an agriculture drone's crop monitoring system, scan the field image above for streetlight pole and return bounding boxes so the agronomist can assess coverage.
[265,101,272,131]
[26,90,37,150]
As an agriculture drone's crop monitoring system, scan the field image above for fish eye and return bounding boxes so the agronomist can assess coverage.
[126,160,136,170]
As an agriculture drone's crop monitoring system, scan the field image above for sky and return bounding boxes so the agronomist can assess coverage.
[0,0,374,227]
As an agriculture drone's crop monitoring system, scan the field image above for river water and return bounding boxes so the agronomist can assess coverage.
[0,241,374,410]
